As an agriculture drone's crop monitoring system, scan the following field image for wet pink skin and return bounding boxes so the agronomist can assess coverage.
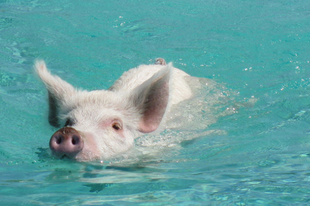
[49,127,84,159]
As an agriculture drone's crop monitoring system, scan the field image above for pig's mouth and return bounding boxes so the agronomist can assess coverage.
[58,153,81,160]
[51,152,77,160]
[60,154,70,159]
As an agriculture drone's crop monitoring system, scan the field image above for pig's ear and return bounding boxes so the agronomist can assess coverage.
[129,65,172,133]
[35,60,77,127]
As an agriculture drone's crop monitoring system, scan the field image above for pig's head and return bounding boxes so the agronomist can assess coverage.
[35,60,171,161]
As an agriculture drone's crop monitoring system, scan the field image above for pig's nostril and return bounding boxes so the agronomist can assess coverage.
[71,135,80,145]
[55,135,63,144]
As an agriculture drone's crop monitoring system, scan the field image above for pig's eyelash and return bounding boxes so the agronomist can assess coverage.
[112,121,122,131]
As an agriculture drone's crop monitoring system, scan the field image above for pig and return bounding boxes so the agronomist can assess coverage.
[35,58,193,161]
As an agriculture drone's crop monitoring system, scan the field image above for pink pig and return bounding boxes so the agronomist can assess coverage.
[35,58,192,161]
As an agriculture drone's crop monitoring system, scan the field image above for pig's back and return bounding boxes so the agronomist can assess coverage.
[109,64,192,105]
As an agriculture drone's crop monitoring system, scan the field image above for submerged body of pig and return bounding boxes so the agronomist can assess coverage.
[36,59,193,161]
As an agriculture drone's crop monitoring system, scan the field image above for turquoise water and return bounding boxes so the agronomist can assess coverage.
[1,0,310,205]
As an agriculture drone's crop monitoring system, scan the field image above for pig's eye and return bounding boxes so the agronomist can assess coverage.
[112,121,122,131]
[65,119,74,127]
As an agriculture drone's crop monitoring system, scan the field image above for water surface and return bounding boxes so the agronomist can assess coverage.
[1,0,310,205]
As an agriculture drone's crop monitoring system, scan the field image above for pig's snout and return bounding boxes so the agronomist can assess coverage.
[49,127,84,159]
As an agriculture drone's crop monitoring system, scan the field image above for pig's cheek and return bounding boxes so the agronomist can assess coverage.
[80,132,101,159]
